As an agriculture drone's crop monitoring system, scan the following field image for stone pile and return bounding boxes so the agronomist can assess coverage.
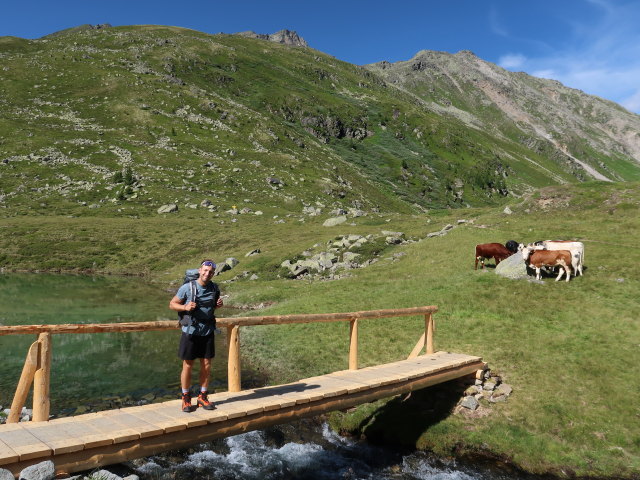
[457,365,513,413]
[280,231,413,280]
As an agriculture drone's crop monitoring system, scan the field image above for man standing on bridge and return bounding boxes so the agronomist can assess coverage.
[169,260,223,412]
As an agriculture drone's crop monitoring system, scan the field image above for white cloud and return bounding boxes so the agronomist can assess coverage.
[495,0,640,113]
[498,54,526,69]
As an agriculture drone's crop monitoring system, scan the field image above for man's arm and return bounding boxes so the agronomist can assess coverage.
[169,295,196,312]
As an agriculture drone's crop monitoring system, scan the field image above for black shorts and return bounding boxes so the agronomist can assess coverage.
[178,332,215,360]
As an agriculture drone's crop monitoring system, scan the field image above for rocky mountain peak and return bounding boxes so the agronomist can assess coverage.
[234,29,308,47]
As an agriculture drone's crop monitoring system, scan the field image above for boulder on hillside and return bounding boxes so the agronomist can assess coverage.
[323,216,347,227]
[311,252,337,269]
[157,203,178,214]
[215,257,239,275]
[302,206,321,216]
[494,253,528,279]
[342,252,361,263]
[348,208,366,217]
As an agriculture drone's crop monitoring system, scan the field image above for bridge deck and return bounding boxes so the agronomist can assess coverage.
[0,351,483,476]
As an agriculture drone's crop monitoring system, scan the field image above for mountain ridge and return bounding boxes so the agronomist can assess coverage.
[0,25,639,219]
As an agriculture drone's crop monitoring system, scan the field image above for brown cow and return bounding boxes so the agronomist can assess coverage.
[522,247,572,282]
[474,243,513,270]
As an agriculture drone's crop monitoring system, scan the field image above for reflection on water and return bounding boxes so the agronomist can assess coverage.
[0,273,233,413]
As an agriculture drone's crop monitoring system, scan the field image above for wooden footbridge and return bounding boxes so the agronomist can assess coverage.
[0,306,483,477]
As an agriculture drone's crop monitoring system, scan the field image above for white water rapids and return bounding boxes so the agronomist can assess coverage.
[134,423,515,480]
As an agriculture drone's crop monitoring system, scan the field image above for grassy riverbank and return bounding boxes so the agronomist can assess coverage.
[1,182,639,477]
[236,183,640,478]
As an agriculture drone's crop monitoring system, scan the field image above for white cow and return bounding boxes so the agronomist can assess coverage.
[531,240,584,276]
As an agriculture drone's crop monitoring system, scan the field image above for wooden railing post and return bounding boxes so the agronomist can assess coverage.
[7,340,40,423]
[425,313,434,354]
[32,332,52,422]
[227,325,241,392]
[349,318,358,370]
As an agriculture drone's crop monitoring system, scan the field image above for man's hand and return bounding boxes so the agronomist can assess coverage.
[184,301,196,312]
[216,297,224,308]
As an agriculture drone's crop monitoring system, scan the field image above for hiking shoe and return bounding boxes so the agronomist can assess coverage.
[197,391,216,410]
[181,392,192,413]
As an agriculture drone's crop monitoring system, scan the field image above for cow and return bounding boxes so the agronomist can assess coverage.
[522,247,572,282]
[505,239,522,253]
[532,240,584,276]
[475,243,513,270]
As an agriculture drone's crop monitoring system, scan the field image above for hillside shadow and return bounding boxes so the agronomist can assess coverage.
[352,378,470,447]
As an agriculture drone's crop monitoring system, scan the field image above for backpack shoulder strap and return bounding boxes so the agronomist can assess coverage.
[189,280,197,303]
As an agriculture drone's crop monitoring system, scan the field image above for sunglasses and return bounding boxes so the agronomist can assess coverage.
[201,261,216,268]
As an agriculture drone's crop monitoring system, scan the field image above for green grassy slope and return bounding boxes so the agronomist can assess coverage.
[233,182,639,477]
[1,26,639,220]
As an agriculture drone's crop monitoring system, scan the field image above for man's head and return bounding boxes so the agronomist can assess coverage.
[198,259,216,283]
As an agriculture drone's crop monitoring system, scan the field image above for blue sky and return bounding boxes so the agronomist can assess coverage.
[2,0,639,113]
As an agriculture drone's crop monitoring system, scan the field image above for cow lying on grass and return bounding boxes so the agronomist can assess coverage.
[474,242,514,270]
[522,247,572,282]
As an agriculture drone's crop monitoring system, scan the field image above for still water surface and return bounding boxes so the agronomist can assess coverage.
[0,272,233,412]
[0,273,531,479]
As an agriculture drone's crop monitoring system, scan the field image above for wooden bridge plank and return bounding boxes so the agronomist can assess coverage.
[214,396,267,418]
[49,416,113,449]
[232,384,306,410]
[299,378,351,398]
[345,369,407,386]
[21,422,84,455]
[322,378,371,394]
[81,415,141,444]
[0,424,51,462]
[124,406,192,432]
[0,438,19,466]
[99,411,164,439]
[183,405,230,423]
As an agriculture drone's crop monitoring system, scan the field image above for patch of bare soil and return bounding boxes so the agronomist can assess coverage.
[535,186,572,210]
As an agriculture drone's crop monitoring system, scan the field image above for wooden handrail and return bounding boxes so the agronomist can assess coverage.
[4,306,438,418]
[0,306,439,336]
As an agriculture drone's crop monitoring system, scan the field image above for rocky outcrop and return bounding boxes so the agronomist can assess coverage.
[234,29,308,47]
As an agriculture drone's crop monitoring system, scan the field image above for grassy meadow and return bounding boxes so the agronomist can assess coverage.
[233,183,640,477]
[1,181,638,476]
